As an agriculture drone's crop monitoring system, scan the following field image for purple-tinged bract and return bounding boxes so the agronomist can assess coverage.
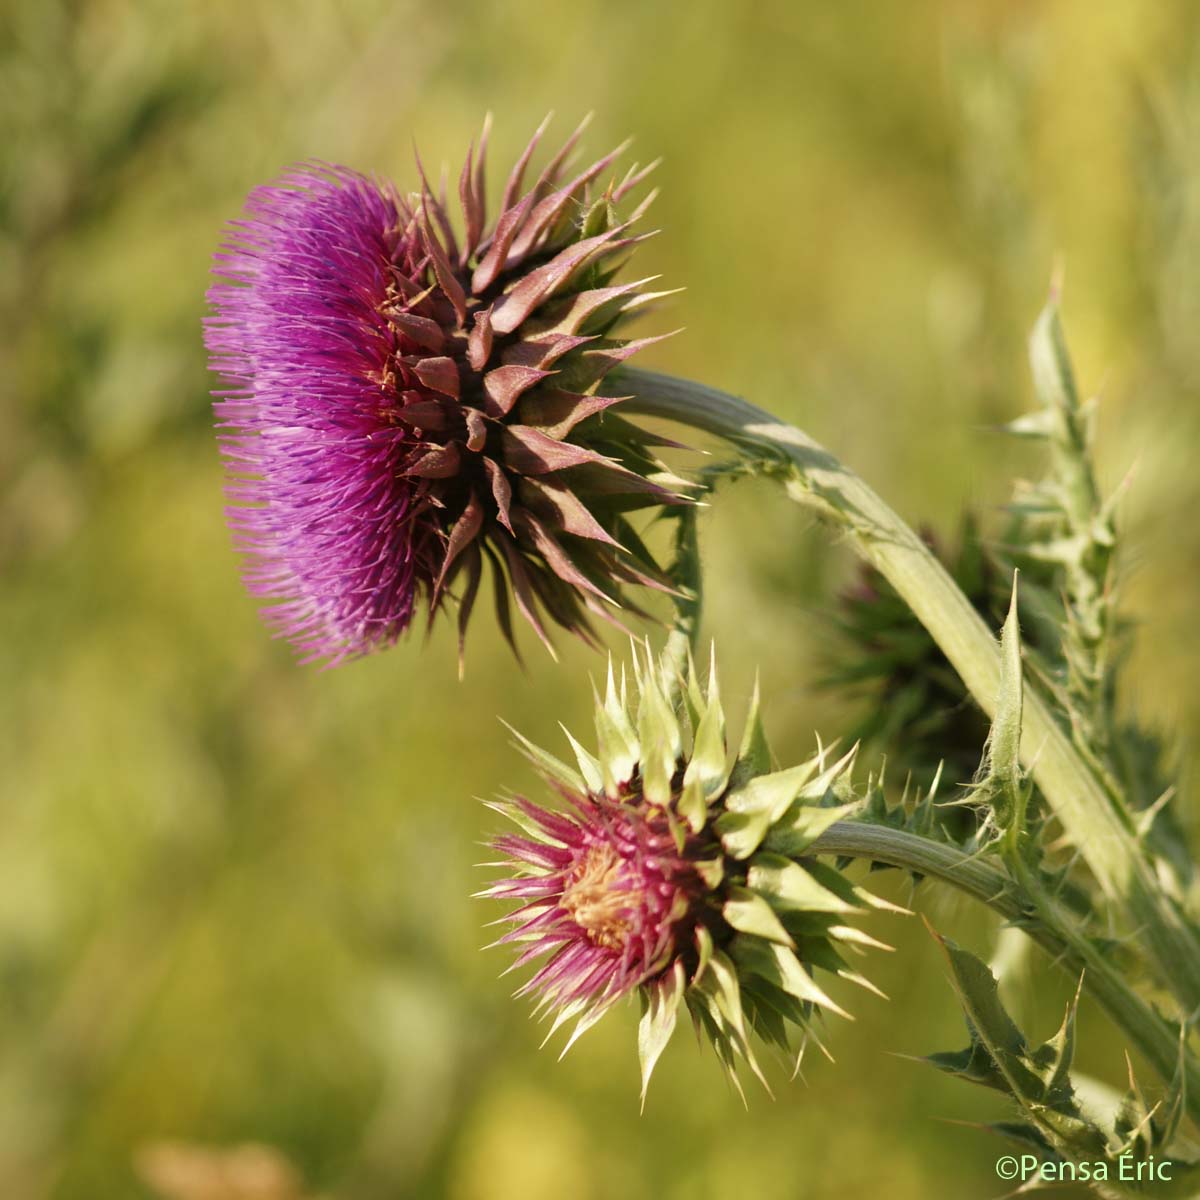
[206,119,683,666]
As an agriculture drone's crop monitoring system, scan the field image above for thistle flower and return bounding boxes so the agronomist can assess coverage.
[484,648,896,1099]
[206,117,685,666]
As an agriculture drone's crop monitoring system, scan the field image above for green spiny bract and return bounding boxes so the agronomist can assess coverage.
[482,646,896,1102]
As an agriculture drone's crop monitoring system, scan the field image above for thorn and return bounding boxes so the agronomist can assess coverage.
[1135,785,1176,838]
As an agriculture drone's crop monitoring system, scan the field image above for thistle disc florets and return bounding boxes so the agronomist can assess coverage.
[485,647,895,1099]
[491,792,707,1012]
[206,117,686,666]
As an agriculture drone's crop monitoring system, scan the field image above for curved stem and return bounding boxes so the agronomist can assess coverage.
[663,505,702,676]
[811,820,1200,1127]
[620,366,1200,1014]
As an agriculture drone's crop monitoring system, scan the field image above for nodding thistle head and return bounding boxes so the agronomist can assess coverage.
[484,647,896,1101]
[206,117,685,666]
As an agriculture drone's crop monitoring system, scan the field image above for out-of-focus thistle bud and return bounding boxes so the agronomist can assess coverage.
[483,647,897,1101]
[206,117,687,666]
[826,517,999,789]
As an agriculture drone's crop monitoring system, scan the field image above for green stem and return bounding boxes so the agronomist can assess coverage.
[810,820,1200,1128]
[663,506,702,677]
[619,367,1200,1014]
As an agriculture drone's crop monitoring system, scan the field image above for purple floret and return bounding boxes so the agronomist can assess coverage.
[206,167,434,664]
[486,792,703,1016]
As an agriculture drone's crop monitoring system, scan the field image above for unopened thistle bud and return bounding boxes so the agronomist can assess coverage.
[827,518,998,789]
[483,648,895,1100]
[206,117,685,666]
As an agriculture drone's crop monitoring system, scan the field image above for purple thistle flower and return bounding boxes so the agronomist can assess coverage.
[205,118,684,666]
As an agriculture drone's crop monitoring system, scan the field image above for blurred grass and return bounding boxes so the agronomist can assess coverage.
[3,2,1200,1197]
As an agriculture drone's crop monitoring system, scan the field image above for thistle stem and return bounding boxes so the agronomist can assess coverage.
[619,367,1200,1014]
[663,506,703,677]
[810,820,1200,1127]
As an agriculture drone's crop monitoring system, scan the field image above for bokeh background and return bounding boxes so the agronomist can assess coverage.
[5,2,1200,1197]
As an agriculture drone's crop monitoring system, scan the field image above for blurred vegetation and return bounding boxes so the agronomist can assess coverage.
[3,2,1200,1197]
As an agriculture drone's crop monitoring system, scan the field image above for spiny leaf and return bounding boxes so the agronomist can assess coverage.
[925,925,1109,1161]
[1029,297,1082,423]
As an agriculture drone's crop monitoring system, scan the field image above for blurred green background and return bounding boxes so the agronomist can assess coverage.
[4,2,1200,1197]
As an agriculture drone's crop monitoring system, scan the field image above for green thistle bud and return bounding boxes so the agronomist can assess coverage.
[482,647,896,1101]
[825,517,999,789]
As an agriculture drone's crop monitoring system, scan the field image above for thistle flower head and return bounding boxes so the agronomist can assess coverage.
[485,647,896,1099]
[206,117,685,666]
